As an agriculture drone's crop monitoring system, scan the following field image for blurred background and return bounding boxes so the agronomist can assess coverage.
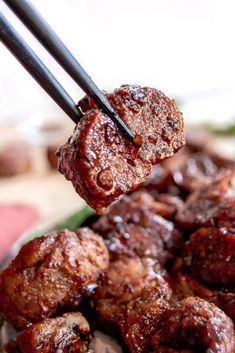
[0,0,235,259]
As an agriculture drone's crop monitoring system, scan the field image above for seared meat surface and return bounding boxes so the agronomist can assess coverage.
[176,169,235,229]
[121,286,170,353]
[173,272,235,322]
[16,313,91,353]
[93,191,182,264]
[182,227,235,285]
[172,152,219,192]
[0,228,109,330]
[57,85,184,213]
[144,130,234,198]
[129,191,184,220]
[150,297,235,353]
[95,256,171,331]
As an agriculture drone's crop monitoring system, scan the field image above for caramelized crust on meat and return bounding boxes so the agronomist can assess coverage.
[217,291,235,322]
[93,192,182,264]
[57,85,184,213]
[172,272,235,322]
[16,313,91,353]
[130,191,184,220]
[172,152,219,192]
[144,136,234,198]
[176,169,235,229]
[0,228,109,330]
[121,286,170,353]
[142,164,174,193]
[95,256,171,331]
[182,227,235,285]
[172,271,218,303]
[150,297,235,353]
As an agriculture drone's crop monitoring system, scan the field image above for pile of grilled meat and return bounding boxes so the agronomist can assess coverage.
[1,131,235,353]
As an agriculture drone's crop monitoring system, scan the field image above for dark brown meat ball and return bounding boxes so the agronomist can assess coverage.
[121,286,170,353]
[172,272,218,303]
[129,191,183,220]
[184,130,235,169]
[182,227,235,285]
[172,272,235,323]
[172,152,219,193]
[16,313,91,353]
[150,297,235,353]
[143,146,192,196]
[100,223,165,261]
[217,290,235,322]
[153,193,184,219]
[93,192,168,234]
[142,164,175,193]
[95,256,171,331]
[176,169,235,229]
[57,85,185,213]
[144,133,234,197]
[0,228,109,330]
[93,193,182,264]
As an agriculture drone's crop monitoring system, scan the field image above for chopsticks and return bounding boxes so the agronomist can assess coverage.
[1,0,140,146]
[0,12,82,124]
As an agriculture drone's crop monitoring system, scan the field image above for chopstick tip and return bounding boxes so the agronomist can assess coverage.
[133,133,142,147]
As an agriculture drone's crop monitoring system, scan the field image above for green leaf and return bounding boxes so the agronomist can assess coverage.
[26,206,95,242]
[55,206,95,231]
[204,121,235,135]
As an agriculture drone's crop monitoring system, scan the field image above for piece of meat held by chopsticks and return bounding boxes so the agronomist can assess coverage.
[57,85,185,214]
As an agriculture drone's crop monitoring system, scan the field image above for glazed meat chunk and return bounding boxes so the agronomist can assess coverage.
[171,271,235,322]
[93,193,182,264]
[150,297,235,353]
[95,256,172,331]
[142,164,174,193]
[0,228,109,330]
[16,313,91,353]
[172,272,218,302]
[143,146,189,195]
[176,169,235,229]
[182,227,235,285]
[57,84,185,213]
[172,152,219,193]
[217,290,235,322]
[121,286,170,353]
[129,191,184,220]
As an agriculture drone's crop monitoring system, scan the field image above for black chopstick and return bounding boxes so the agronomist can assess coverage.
[0,11,82,124]
[3,0,140,146]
